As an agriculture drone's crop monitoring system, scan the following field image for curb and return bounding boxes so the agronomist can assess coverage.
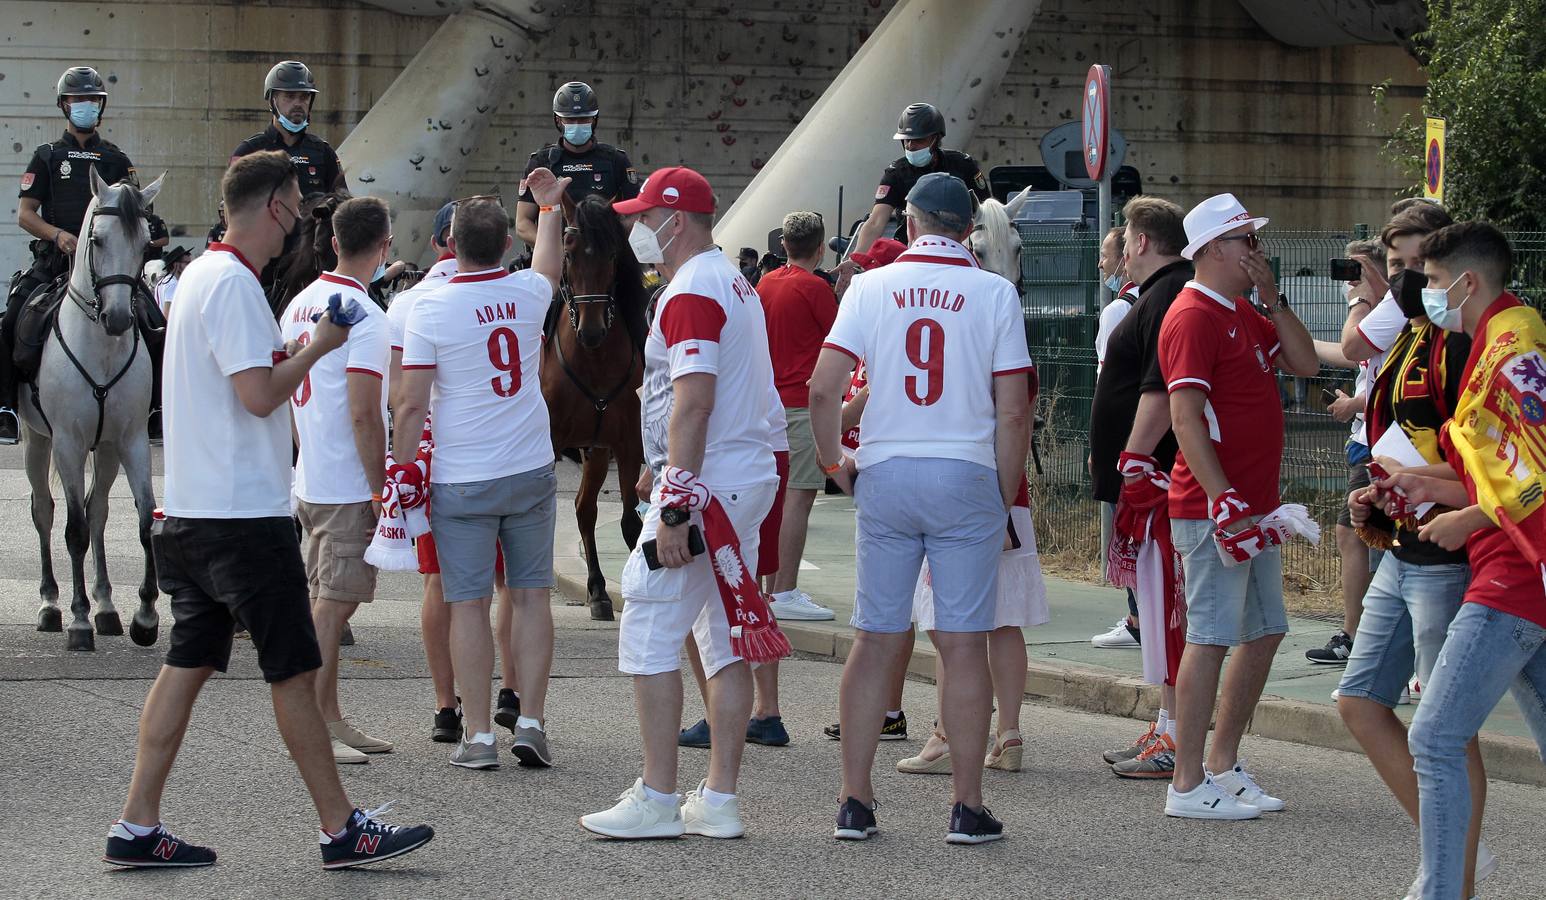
[554,571,1546,788]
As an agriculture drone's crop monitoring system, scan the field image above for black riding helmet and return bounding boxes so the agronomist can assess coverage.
[265,60,319,100]
[552,81,599,134]
[58,66,109,113]
[892,102,946,141]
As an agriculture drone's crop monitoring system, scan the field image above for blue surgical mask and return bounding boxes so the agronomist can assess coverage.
[372,261,387,284]
[1104,272,1122,293]
[564,123,593,145]
[68,101,100,130]
[904,146,932,167]
[277,113,308,134]
[1421,273,1470,332]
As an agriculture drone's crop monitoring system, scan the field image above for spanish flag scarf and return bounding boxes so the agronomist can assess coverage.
[1442,294,1546,593]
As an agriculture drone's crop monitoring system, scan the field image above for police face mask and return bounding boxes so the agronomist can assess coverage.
[1390,268,1429,319]
[628,213,678,265]
[904,146,932,167]
[277,112,308,134]
[564,123,593,145]
[1421,273,1473,333]
[68,101,100,130]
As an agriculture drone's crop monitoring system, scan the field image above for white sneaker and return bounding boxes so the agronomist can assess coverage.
[1477,841,1499,882]
[1165,776,1262,820]
[331,737,369,765]
[768,589,835,621]
[682,780,745,838]
[580,778,685,839]
[1091,618,1140,649]
[1210,761,1285,812]
[1409,676,1423,703]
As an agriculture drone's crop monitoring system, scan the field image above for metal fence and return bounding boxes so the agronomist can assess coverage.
[1020,226,1546,607]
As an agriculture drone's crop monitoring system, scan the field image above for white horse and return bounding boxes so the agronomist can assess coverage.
[20,168,163,651]
[969,196,1023,286]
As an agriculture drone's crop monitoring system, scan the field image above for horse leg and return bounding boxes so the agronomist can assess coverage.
[616,437,644,552]
[577,447,614,621]
[25,427,60,632]
[87,445,123,636]
[56,451,94,651]
[119,435,159,645]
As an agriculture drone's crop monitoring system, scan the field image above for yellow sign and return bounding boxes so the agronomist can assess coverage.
[1424,116,1446,203]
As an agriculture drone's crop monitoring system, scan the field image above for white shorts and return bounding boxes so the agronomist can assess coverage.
[914,506,1050,631]
[618,480,777,678]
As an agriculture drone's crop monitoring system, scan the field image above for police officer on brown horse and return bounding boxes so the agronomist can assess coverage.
[231,60,347,198]
[3,66,165,445]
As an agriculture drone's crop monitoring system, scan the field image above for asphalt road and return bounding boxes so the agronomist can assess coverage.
[0,447,1543,899]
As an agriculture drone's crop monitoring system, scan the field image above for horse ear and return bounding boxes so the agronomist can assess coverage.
[90,165,109,198]
[140,172,167,206]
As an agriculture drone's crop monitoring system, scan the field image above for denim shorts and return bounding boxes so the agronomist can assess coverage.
[852,457,1003,634]
[1337,555,1468,708]
[1172,517,1288,647]
[429,464,557,602]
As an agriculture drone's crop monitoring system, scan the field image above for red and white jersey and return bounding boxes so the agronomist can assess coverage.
[641,249,775,488]
[822,236,1031,470]
[280,272,390,504]
[386,256,459,352]
[401,267,554,483]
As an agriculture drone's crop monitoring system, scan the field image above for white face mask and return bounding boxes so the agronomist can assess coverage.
[628,213,678,264]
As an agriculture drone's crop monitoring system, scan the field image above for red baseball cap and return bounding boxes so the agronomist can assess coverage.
[851,238,905,271]
[613,166,716,216]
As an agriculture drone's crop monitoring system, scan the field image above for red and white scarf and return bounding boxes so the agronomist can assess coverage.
[1106,459,1186,686]
[660,466,791,664]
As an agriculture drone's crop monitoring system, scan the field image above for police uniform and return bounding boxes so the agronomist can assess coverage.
[518,142,640,205]
[18,131,138,273]
[872,149,989,242]
[230,125,346,198]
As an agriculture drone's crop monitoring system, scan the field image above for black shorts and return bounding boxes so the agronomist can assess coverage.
[1336,463,1373,528]
[153,516,322,683]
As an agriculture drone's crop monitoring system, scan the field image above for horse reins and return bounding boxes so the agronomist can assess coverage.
[557,231,637,447]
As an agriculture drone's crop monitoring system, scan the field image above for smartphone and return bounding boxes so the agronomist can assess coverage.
[1321,387,1339,404]
[642,524,706,570]
[1329,257,1362,281]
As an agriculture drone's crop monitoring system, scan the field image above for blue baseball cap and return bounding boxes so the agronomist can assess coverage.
[905,172,973,232]
[432,201,456,246]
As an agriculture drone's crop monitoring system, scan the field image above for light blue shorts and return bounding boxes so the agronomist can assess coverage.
[852,457,1003,634]
[1172,517,1288,647]
[1337,555,1468,708]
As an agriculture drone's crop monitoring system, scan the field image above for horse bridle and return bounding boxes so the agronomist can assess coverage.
[66,201,153,323]
[555,224,636,447]
[561,224,617,332]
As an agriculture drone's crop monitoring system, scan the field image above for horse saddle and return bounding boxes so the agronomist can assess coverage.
[13,275,67,380]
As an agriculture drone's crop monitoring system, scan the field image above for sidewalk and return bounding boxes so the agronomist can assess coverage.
[554,483,1546,786]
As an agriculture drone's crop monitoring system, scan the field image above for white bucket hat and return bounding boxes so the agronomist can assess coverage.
[1181,193,1269,260]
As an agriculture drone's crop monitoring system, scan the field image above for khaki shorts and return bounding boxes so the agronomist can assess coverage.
[296,500,378,605]
[783,407,826,490]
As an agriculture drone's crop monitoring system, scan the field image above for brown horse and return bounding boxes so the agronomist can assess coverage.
[541,195,648,621]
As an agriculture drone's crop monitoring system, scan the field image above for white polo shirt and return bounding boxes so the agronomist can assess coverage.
[823,236,1032,471]
[280,272,390,505]
[401,266,553,483]
[386,256,458,352]
[1351,293,1405,446]
[161,243,292,518]
[640,248,776,488]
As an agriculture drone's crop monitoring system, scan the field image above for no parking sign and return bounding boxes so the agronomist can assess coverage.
[1425,116,1446,203]
[1083,65,1111,181]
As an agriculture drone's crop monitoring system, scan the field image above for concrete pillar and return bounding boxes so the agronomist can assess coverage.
[714,0,1039,256]
[339,1,551,265]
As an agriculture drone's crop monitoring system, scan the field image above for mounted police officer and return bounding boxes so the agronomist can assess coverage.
[514,81,639,248]
[2,66,164,444]
[849,102,990,256]
[231,61,347,198]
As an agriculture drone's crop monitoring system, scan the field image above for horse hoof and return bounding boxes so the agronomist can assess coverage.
[130,620,158,647]
[67,629,95,651]
[340,624,355,647]
[590,597,615,622]
[95,611,123,636]
[37,607,62,632]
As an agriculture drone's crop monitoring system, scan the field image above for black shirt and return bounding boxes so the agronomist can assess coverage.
[19,131,137,237]
[231,126,346,198]
[518,142,640,205]
[873,149,990,241]
[1087,259,1194,503]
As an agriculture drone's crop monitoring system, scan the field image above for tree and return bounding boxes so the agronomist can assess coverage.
[1413,0,1546,229]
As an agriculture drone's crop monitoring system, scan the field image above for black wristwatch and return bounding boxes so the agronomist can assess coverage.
[659,506,690,527]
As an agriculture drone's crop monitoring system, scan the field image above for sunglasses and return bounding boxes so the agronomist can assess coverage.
[1214,233,1261,251]
[453,193,503,209]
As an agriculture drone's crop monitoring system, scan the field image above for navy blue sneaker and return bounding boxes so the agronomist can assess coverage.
[679,717,711,749]
[834,797,879,840]
[104,821,217,868]
[746,715,790,746]
[946,802,1004,845]
[320,803,434,870]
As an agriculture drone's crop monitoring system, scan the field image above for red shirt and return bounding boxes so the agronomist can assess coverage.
[1441,293,1546,627]
[1158,282,1284,519]
[759,264,838,408]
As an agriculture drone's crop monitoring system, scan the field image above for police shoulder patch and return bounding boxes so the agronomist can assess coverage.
[626,167,639,184]
[20,172,35,191]
[875,184,890,200]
